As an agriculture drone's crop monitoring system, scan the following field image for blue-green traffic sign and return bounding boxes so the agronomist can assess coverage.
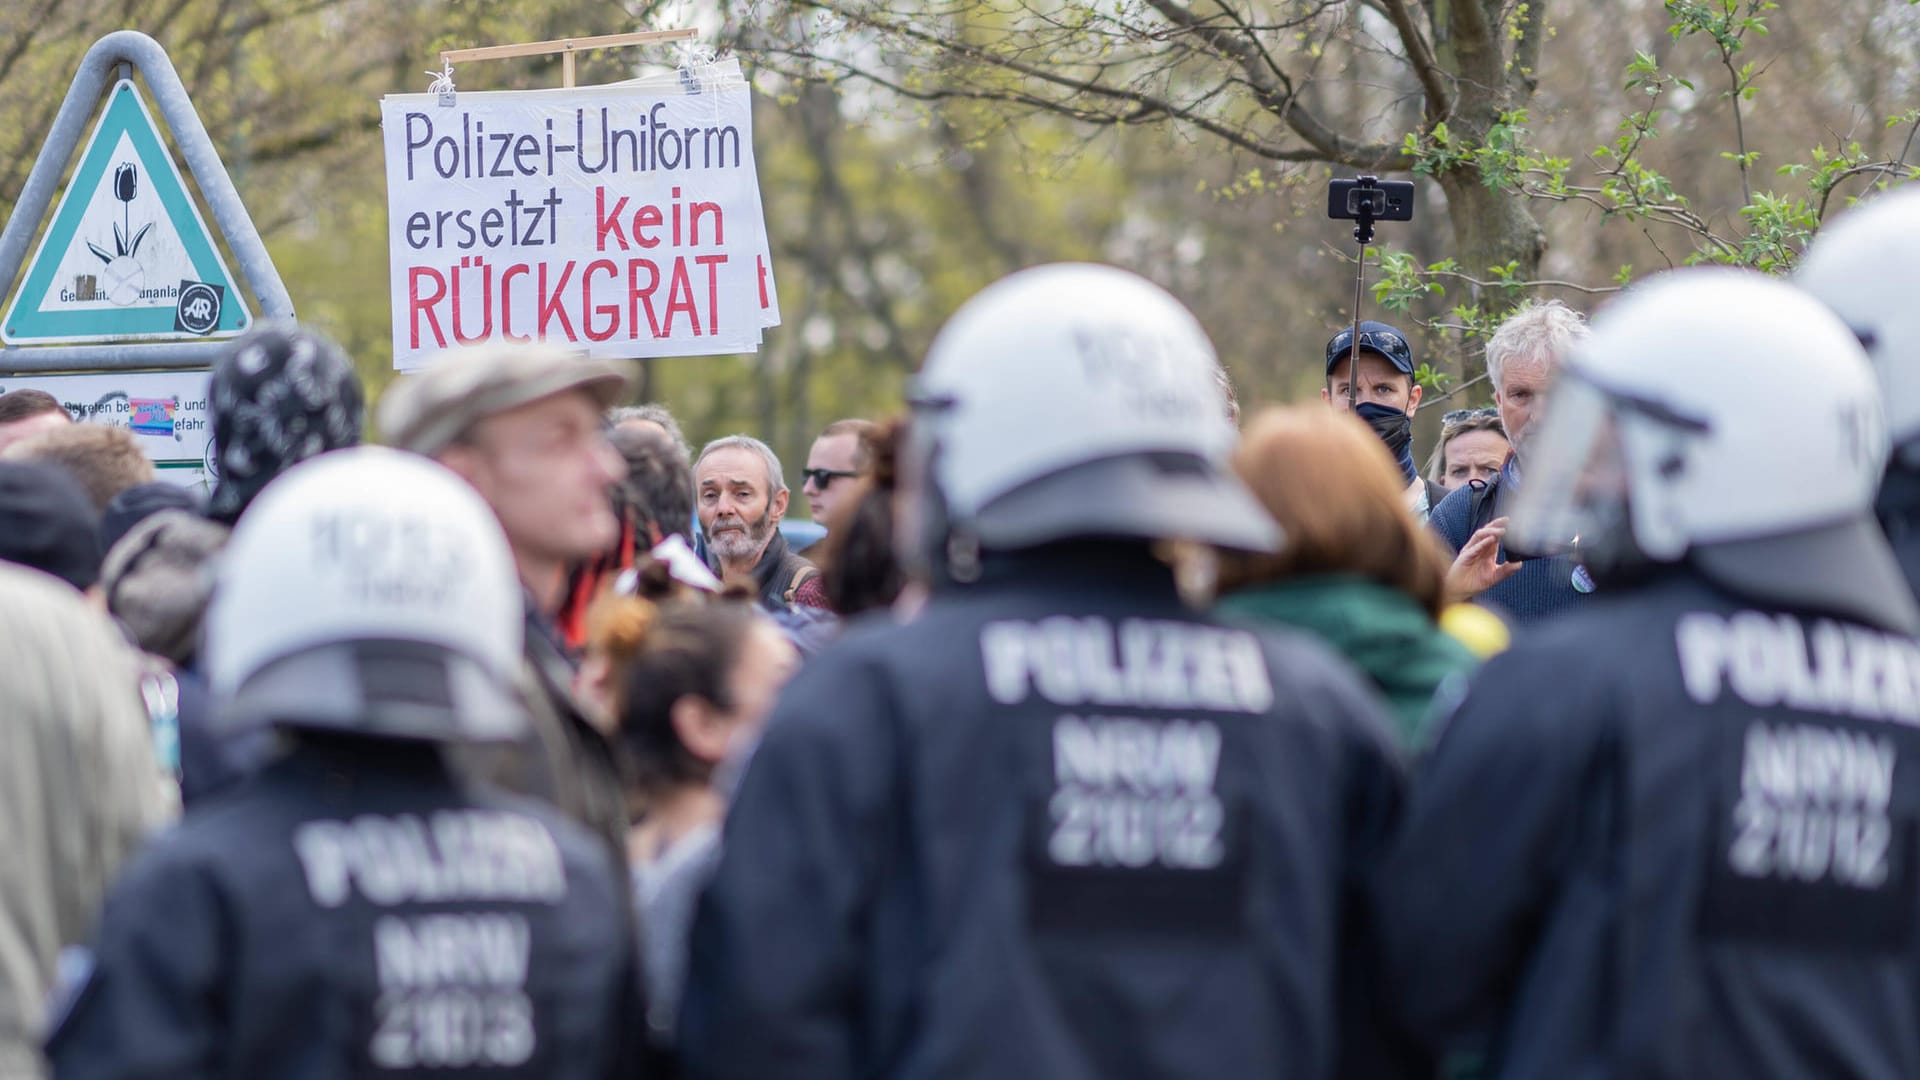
[2,79,248,344]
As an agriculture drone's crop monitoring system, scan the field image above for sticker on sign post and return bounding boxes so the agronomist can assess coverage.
[1,80,250,345]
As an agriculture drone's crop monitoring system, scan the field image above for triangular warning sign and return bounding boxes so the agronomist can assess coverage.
[2,79,251,344]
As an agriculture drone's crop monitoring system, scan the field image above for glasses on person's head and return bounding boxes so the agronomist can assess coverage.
[1325,328,1409,365]
[1441,407,1499,424]
[801,467,858,489]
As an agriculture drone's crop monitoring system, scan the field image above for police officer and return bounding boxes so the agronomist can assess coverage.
[1796,186,1920,597]
[1370,269,1920,1077]
[678,264,1407,1079]
[47,448,649,1078]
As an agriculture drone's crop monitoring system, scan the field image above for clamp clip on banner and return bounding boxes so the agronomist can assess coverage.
[427,62,456,108]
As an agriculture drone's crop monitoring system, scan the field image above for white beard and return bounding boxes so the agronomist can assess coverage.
[710,514,773,564]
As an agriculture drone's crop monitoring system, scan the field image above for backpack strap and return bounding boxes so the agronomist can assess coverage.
[781,559,821,606]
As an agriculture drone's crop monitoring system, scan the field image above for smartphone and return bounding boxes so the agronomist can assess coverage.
[1499,536,1576,564]
[1327,177,1415,222]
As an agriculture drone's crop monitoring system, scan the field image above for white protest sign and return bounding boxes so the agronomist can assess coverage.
[0,369,215,492]
[380,62,780,370]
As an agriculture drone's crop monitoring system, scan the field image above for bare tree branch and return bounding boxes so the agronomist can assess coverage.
[774,3,1356,160]
[1377,0,1453,121]
[0,0,71,90]
[764,46,1344,160]
[1817,158,1920,221]
[1423,267,1623,295]
[1139,0,1410,167]
[247,114,383,163]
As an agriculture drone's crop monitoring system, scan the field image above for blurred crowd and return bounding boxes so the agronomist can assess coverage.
[8,188,1920,1079]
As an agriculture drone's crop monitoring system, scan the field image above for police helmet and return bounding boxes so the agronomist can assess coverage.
[203,446,526,741]
[1796,185,1920,458]
[1508,268,1919,632]
[900,263,1279,579]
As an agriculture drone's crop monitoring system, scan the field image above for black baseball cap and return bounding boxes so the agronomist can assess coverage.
[1324,320,1415,376]
[0,461,103,590]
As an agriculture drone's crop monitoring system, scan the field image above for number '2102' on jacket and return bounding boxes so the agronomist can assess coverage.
[1370,573,1920,1079]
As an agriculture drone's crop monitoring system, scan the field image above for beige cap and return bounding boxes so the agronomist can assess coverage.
[378,342,633,456]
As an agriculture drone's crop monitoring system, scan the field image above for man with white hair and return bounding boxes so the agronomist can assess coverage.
[1429,299,1593,625]
[695,434,829,612]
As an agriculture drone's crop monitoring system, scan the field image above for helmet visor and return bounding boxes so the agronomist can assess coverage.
[1506,371,1629,561]
[1509,368,1714,564]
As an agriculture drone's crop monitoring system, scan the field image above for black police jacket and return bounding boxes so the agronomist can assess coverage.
[1372,570,1920,1078]
[47,737,649,1079]
[678,543,1407,1080]
[1877,467,1920,606]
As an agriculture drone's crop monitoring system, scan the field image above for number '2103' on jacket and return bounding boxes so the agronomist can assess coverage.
[676,544,1409,1080]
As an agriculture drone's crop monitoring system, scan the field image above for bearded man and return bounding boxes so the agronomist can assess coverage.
[694,435,829,612]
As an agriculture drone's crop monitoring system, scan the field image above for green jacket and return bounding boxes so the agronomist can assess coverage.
[1217,575,1478,747]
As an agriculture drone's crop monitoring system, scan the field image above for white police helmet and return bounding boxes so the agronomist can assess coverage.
[1796,186,1920,455]
[901,263,1278,576]
[203,446,526,741]
[1508,268,1918,632]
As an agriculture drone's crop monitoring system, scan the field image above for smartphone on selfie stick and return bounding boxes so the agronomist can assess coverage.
[1326,176,1417,409]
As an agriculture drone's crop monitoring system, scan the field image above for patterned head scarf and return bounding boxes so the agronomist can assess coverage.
[206,323,364,524]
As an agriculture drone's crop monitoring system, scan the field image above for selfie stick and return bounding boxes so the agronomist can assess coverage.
[1347,176,1381,411]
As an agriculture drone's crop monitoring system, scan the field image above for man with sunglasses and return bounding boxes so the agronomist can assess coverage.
[1322,320,1445,522]
[801,418,875,529]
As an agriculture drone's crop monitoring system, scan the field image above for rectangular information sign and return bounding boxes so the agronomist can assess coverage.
[0,368,214,491]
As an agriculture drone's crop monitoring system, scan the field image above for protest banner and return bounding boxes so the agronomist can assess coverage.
[381,61,780,370]
[0,369,215,491]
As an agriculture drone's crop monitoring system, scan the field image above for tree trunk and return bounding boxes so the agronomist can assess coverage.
[1430,0,1548,304]
[1436,167,1546,289]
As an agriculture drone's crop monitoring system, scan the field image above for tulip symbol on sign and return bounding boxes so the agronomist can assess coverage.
[85,162,154,306]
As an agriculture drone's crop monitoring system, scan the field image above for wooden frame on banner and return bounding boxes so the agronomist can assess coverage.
[441,28,699,87]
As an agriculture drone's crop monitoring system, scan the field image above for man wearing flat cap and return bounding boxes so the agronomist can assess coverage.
[380,342,633,869]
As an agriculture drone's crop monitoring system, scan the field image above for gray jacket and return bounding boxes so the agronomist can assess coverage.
[0,564,173,1079]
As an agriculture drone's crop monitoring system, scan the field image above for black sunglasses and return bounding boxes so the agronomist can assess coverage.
[801,467,858,488]
[1441,407,1499,424]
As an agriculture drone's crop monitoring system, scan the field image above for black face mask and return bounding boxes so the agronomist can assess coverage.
[1354,401,1417,483]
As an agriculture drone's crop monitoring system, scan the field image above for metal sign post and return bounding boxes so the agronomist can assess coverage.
[0,30,292,374]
